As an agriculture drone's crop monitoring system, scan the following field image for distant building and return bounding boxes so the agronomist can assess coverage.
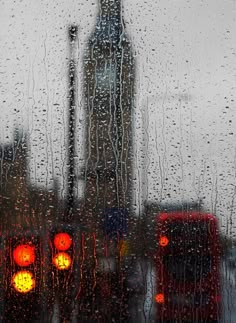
[0,130,58,232]
[82,0,135,240]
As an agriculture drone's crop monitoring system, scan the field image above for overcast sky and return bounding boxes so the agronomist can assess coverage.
[1,0,236,235]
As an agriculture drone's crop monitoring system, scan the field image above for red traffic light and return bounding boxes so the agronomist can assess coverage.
[54,232,72,251]
[13,244,36,267]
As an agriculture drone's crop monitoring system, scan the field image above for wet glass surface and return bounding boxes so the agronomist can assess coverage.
[0,0,236,322]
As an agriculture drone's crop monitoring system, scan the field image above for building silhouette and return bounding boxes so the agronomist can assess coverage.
[0,130,58,233]
[82,0,135,239]
[78,0,136,320]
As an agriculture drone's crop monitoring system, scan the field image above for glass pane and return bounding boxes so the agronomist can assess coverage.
[0,0,235,322]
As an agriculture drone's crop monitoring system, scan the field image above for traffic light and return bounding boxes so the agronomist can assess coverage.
[3,231,43,322]
[52,232,73,270]
[48,224,79,322]
[50,227,75,275]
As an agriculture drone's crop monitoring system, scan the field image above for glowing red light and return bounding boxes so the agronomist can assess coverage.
[54,233,72,251]
[159,236,169,247]
[13,244,35,267]
[155,293,165,303]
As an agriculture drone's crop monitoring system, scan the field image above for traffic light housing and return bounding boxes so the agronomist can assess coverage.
[3,231,43,322]
[50,226,75,276]
[48,224,80,322]
[52,232,73,270]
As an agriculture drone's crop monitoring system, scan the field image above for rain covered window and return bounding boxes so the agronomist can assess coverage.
[0,0,236,322]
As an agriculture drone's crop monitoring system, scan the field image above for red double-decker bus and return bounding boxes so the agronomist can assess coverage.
[155,204,221,323]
